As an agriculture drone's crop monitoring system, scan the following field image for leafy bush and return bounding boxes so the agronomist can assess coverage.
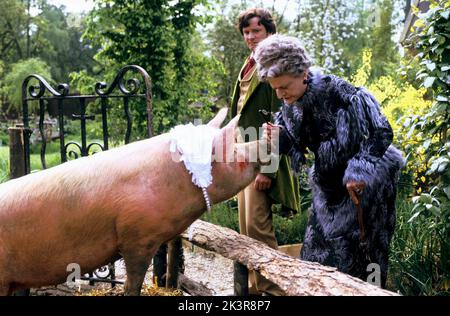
[0,121,10,146]
[0,133,8,147]
[273,211,308,246]
[399,1,450,296]
[201,200,240,233]
[385,1,450,296]
[349,48,432,195]
[201,199,308,246]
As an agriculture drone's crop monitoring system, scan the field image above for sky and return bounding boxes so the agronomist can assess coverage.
[46,0,299,21]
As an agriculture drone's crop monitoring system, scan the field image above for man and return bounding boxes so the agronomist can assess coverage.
[231,8,300,296]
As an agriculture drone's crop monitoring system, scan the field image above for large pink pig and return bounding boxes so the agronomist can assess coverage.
[0,109,265,295]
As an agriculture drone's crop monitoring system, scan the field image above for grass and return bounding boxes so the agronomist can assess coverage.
[30,151,61,171]
[28,141,63,171]
[387,197,450,295]
[0,135,105,183]
[0,145,62,183]
[0,146,9,183]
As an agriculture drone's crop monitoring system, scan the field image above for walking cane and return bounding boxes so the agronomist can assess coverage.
[348,185,370,261]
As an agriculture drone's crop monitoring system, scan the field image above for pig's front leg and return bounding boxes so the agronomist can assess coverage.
[121,244,159,296]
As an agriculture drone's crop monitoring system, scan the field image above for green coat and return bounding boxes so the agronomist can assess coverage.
[231,61,300,213]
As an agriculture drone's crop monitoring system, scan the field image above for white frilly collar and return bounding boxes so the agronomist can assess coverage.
[169,123,220,212]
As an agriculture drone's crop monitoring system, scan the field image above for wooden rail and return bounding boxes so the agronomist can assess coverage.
[166,220,399,296]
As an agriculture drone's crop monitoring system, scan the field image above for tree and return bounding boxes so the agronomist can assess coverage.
[1,58,52,110]
[0,0,31,62]
[37,3,98,82]
[0,0,98,113]
[80,0,217,134]
[0,0,48,112]
[370,0,400,80]
[207,3,249,104]
[291,0,370,76]
[289,0,405,80]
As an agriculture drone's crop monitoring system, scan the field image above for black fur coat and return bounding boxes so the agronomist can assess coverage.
[274,69,405,287]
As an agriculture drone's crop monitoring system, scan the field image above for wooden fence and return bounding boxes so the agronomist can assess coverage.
[167,220,398,296]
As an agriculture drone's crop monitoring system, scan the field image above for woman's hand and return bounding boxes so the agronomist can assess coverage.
[346,181,366,206]
[254,173,272,191]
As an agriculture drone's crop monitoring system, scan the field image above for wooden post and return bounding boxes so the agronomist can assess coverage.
[233,261,248,296]
[8,127,26,179]
[166,236,184,289]
[8,126,30,296]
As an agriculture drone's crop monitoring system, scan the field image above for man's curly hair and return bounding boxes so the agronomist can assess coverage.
[237,8,276,35]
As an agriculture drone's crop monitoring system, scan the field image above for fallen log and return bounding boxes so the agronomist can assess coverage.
[178,273,213,296]
[181,220,399,296]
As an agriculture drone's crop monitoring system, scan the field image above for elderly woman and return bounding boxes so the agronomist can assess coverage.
[255,34,405,287]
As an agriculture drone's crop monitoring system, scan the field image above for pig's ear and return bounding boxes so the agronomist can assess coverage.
[211,113,239,162]
[207,108,228,128]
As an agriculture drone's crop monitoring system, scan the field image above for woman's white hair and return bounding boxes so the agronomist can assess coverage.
[255,34,312,80]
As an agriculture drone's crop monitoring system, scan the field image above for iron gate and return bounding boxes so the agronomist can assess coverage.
[20,64,153,287]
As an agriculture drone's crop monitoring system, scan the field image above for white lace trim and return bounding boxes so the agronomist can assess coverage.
[169,123,219,241]
[169,123,220,188]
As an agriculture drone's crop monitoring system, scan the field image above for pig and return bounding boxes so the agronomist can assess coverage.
[0,108,265,295]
